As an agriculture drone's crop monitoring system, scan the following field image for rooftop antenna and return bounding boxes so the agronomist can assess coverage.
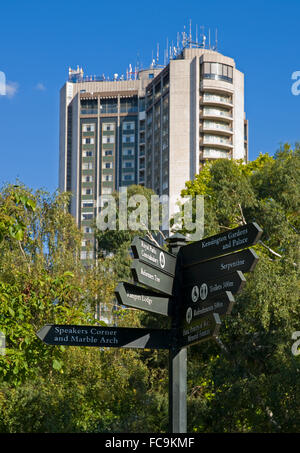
[208,28,211,49]
[182,25,186,48]
[157,43,159,64]
[189,19,192,48]
[215,28,218,50]
[196,24,198,45]
[136,51,141,73]
[177,31,180,52]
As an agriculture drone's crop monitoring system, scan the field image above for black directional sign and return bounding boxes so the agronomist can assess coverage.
[115,282,173,317]
[37,324,172,350]
[182,248,258,286]
[179,312,221,348]
[183,291,235,321]
[183,270,246,304]
[180,222,263,268]
[131,259,174,296]
[131,237,176,277]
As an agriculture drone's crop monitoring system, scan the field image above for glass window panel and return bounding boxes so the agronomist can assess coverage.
[210,63,218,74]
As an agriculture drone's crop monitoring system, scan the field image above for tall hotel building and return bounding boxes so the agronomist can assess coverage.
[59,40,248,258]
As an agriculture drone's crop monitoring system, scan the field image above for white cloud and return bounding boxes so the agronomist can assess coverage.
[35,82,46,91]
[5,81,19,98]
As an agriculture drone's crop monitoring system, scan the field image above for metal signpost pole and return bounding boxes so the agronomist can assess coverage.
[167,233,188,434]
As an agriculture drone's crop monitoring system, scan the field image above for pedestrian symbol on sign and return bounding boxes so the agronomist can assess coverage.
[200,283,208,301]
[191,285,199,302]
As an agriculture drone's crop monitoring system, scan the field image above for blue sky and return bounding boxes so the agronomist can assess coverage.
[0,0,299,194]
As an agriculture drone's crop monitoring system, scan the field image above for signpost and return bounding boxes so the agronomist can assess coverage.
[36,223,262,434]
[131,236,176,277]
[115,282,173,317]
[180,222,262,268]
[179,312,221,348]
[183,270,246,304]
[131,259,174,296]
[183,291,236,320]
[182,248,258,286]
[37,324,172,350]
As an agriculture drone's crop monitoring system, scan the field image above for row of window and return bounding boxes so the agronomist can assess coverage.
[83,135,135,145]
[82,122,135,132]
[82,149,135,158]
[201,62,233,83]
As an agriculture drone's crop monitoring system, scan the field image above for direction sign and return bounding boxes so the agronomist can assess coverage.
[179,312,221,348]
[183,270,246,304]
[182,248,258,286]
[180,222,262,268]
[37,324,172,350]
[183,291,235,322]
[115,282,173,317]
[131,260,174,296]
[131,237,176,277]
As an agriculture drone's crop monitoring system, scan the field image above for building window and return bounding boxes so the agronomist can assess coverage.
[83,137,94,144]
[122,135,134,143]
[201,62,233,83]
[102,136,115,144]
[103,123,115,131]
[123,174,134,181]
[123,148,134,156]
[103,174,113,182]
[105,162,113,169]
[104,150,113,156]
[84,175,93,182]
[82,213,93,220]
[82,201,94,208]
[123,161,134,168]
[101,99,118,114]
[123,121,135,131]
[82,188,93,195]
[83,151,93,157]
[83,124,95,132]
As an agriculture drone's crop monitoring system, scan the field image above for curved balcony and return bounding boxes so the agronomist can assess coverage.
[201,121,233,136]
[201,148,231,159]
[202,135,233,150]
[202,107,233,121]
[201,92,233,108]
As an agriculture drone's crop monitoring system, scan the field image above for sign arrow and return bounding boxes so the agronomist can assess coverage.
[180,222,262,268]
[131,260,174,296]
[115,282,173,317]
[131,236,176,277]
[179,312,221,348]
[182,248,258,286]
[183,270,246,304]
[183,291,235,321]
[36,324,173,350]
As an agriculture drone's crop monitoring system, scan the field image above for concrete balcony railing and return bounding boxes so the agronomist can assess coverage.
[202,135,233,149]
[202,148,230,159]
[202,107,233,120]
[201,93,233,107]
[201,121,233,135]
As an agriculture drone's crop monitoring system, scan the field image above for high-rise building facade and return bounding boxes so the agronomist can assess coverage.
[59,43,248,256]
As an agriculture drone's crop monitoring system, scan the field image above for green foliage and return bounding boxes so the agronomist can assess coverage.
[0,183,168,432]
[180,145,300,432]
[1,144,299,433]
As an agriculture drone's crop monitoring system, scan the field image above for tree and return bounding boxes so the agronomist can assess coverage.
[179,145,300,432]
[0,184,169,432]
[0,185,97,385]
